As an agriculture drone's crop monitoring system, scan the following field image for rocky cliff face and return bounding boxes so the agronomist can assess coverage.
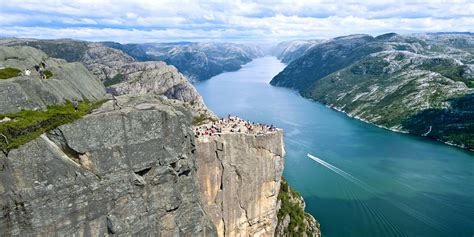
[0,94,216,236]
[195,131,285,236]
[0,46,106,113]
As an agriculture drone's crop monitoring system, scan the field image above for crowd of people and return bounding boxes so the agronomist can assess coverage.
[194,114,278,138]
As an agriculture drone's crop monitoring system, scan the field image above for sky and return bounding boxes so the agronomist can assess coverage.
[0,0,473,43]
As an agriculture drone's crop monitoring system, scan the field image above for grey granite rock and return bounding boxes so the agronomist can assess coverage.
[0,46,106,113]
[0,95,216,236]
[106,61,210,115]
[195,131,285,236]
[0,39,208,112]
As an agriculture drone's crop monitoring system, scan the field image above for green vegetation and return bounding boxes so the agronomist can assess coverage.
[104,73,125,87]
[416,57,474,88]
[192,113,215,126]
[43,70,53,79]
[349,57,389,76]
[0,100,107,153]
[271,36,381,90]
[0,68,21,79]
[277,177,309,236]
[272,34,474,151]
[402,93,474,150]
[422,64,472,86]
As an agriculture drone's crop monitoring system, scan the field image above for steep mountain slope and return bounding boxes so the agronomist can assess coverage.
[271,34,380,90]
[103,42,264,81]
[271,39,325,64]
[271,33,474,150]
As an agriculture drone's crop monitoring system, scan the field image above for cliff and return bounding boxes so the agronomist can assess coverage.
[195,130,285,236]
[0,94,216,236]
[0,43,319,236]
[0,93,301,236]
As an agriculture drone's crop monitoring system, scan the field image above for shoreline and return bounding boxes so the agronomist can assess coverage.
[301,95,474,153]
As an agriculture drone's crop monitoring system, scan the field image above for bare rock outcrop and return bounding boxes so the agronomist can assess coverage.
[0,39,208,113]
[106,61,211,117]
[195,131,285,236]
[0,46,106,113]
[0,95,216,236]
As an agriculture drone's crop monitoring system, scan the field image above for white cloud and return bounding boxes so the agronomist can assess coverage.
[0,0,472,43]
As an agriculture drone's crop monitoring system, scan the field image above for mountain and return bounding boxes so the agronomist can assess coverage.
[0,44,319,236]
[272,34,380,90]
[271,33,474,150]
[0,38,209,115]
[271,39,326,64]
[102,42,264,82]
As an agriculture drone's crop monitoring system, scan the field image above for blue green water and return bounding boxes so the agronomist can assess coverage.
[195,56,474,237]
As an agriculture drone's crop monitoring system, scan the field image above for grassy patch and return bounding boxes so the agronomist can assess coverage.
[277,177,308,236]
[104,73,125,87]
[0,68,21,79]
[192,113,215,126]
[43,70,53,79]
[0,99,107,153]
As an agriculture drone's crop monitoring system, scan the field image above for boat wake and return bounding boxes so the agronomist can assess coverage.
[307,153,451,236]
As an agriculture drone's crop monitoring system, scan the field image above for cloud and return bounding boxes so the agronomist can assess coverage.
[0,0,472,43]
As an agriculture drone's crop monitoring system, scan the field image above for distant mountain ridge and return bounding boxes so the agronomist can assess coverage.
[270,32,474,150]
[102,41,264,82]
[271,39,326,64]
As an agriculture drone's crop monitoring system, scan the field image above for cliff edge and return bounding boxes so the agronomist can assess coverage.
[195,130,285,236]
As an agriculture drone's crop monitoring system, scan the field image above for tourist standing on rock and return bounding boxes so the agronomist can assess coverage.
[72,100,79,112]
[41,62,46,69]
[25,69,31,76]
[112,95,122,110]
[34,65,40,72]
[39,69,45,80]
